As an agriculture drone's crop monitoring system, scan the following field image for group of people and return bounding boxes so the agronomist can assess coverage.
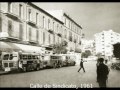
[78,57,110,88]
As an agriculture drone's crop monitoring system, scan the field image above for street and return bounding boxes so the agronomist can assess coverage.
[0,61,120,88]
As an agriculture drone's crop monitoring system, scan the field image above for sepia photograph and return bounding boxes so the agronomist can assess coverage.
[0,2,120,88]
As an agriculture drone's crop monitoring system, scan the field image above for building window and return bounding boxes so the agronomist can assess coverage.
[48,19,50,30]
[8,2,12,12]
[19,4,23,18]
[43,32,45,44]
[64,29,67,39]
[36,13,38,24]
[19,24,23,40]
[57,24,59,33]
[29,27,32,41]
[69,31,72,41]
[53,22,55,31]
[28,9,31,21]
[64,18,66,25]
[8,20,13,36]
[0,17,2,32]
[61,26,63,35]
[49,34,51,44]
[43,16,45,28]
[36,30,39,42]
[53,35,55,44]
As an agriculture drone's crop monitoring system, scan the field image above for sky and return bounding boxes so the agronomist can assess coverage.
[34,2,120,40]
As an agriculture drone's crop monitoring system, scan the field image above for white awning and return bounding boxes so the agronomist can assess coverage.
[0,41,45,54]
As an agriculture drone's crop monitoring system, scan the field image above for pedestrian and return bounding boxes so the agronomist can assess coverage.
[96,58,100,82]
[105,59,108,64]
[97,58,110,88]
[78,59,85,72]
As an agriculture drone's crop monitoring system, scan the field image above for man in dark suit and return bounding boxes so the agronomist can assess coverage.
[78,59,85,72]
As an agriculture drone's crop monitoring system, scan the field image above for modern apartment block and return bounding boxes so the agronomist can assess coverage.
[0,2,82,54]
[81,39,94,54]
[94,29,120,59]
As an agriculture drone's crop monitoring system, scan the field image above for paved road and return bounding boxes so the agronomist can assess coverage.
[0,61,120,88]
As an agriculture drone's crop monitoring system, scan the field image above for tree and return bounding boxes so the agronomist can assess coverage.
[113,43,120,60]
[52,41,68,54]
[81,50,91,58]
[96,52,102,58]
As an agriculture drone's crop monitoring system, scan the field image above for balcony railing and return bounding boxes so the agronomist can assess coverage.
[28,40,38,45]
[27,20,38,28]
[4,12,22,22]
[0,32,20,41]
[57,33,62,37]
[48,29,54,34]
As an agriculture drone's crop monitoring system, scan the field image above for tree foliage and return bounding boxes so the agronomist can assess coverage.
[96,52,102,58]
[52,41,68,54]
[81,50,91,58]
[113,43,120,59]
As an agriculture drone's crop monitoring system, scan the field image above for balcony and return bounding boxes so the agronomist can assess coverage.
[0,32,20,41]
[4,12,22,22]
[57,33,62,37]
[28,40,38,45]
[27,20,38,28]
[48,29,54,34]
[74,40,77,43]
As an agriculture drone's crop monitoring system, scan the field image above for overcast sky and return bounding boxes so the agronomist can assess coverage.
[34,2,120,40]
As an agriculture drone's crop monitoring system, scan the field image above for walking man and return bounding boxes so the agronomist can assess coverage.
[96,58,100,82]
[78,59,85,72]
[97,58,110,88]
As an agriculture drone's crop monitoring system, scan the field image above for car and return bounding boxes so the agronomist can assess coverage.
[87,56,98,61]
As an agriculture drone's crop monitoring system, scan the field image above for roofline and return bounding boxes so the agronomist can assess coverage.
[64,13,82,29]
[27,2,64,24]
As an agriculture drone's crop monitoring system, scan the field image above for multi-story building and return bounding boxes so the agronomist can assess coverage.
[46,10,82,52]
[94,29,120,59]
[0,2,82,54]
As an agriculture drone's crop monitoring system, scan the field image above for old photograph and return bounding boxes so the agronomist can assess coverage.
[0,2,120,88]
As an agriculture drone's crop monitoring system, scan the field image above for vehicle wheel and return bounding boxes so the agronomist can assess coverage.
[23,67,27,72]
[27,65,31,72]
[59,64,62,68]
[36,66,40,71]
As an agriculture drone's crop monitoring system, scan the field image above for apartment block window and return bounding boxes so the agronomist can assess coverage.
[43,16,45,28]
[29,27,32,41]
[8,20,13,36]
[8,2,12,12]
[57,24,59,33]
[19,4,23,18]
[49,34,51,45]
[36,13,38,24]
[28,9,31,21]
[48,19,50,30]
[69,21,70,29]
[0,17,2,32]
[69,31,72,41]
[36,30,39,42]
[53,22,55,31]
[64,18,66,25]
[64,29,67,39]
[61,26,63,35]
[43,32,45,44]
[19,24,23,40]
[53,35,55,44]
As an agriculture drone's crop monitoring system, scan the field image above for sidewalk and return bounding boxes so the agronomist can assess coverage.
[0,70,9,75]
